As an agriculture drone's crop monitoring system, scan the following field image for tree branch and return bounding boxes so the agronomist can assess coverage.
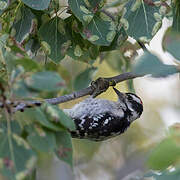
[105,72,144,82]
[100,9,115,21]
[0,72,145,113]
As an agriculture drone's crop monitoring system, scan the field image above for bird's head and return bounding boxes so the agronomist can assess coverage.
[113,87,143,121]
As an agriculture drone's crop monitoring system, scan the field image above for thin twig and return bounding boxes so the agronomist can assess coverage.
[105,72,144,83]
[100,9,115,21]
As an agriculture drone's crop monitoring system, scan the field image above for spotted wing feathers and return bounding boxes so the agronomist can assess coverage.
[70,112,131,141]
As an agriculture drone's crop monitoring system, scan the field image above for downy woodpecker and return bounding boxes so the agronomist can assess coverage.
[64,88,143,141]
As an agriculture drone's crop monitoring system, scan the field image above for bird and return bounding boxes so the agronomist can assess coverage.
[64,87,143,141]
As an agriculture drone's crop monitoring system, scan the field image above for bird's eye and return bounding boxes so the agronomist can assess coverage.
[128,96,133,101]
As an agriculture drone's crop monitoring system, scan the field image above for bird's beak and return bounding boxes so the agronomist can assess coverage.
[113,87,126,102]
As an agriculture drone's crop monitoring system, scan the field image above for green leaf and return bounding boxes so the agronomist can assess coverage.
[88,0,105,9]
[22,0,51,10]
[68,0,94,25]
[64,15,100,62]
[64,17,88,60]
[163,31,180,60]
[105,50,124,71]
[144,170,180,180]
[12,80,38,98]
[25,38,41,56]
[88,44,100,60]
[0,132,36,180]
[10,66,25,86]
[55,131,73,167]
[0,34,8,51]
[73,67,97,91]
[45,104,75,131]
[68,0,104,25]
[34,108,65,131]
[67,42,99,62]
[15,58,40,72]
[147,137,180,170]
[100,26,128,51]
[44,62,72,85]
[81,12,116,46]
[16,108,64,132]
[25,71,64,92]
[12,6,35,43]
[38,17,70,63]
[132,52,178,77]
[0,0,8,15]
[172,1,180,32]
[0,120,22,135]
[123,0,162,41]
[2,50,18,73]
[27,127,56,153]
[105,40,139,72]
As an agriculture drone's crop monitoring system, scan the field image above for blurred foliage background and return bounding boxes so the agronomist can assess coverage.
[0,0,180,180]
[38,20,180,180]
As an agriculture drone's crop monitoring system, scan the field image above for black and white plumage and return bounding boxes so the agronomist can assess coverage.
[64,88,143,141]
